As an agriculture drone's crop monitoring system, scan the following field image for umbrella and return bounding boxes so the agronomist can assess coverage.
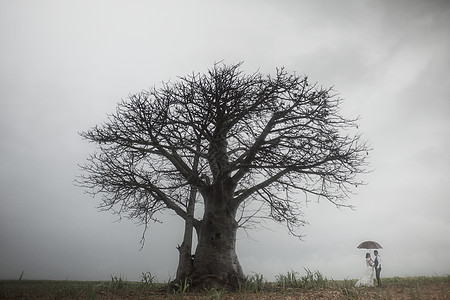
[357,240,383,249]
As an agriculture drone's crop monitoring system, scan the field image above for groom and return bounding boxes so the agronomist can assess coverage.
[374,250,382,287]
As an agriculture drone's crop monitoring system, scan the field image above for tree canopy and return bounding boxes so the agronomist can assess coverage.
[78,62,370,287]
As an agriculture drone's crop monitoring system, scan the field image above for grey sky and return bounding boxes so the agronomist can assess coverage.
[1,0,449,282]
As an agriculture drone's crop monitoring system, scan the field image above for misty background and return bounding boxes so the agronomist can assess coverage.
[1,0,449,282]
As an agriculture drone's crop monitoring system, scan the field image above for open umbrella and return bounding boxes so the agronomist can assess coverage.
[357,240,382,249]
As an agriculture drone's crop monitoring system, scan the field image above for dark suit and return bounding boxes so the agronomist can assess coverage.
[374,255,382,287]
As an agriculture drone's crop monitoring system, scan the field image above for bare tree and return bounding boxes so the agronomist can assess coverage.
[78,62,369,289]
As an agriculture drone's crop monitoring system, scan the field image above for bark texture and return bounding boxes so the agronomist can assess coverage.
[191,196,243,289]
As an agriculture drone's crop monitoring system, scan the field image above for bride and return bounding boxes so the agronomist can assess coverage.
[355,253,375,287]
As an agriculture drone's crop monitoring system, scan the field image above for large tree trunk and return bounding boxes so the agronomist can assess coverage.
[191,181,244,290]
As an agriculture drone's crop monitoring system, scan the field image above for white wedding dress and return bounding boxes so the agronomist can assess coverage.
[355,258,374,287]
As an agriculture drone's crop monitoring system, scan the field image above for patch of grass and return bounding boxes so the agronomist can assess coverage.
[172,277,190,298]
[276,268,329,291]
[204,286,226,299]
[300,268,328,289]
[0,280,106,299]
[382,274,449,287]
[1,273,448,299]
[330,278,359,300]
[110,274,126,290]
[276,269,299,291]
[240,273,266,293]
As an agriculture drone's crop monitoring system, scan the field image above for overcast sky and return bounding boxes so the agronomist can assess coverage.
[1,0,449,282]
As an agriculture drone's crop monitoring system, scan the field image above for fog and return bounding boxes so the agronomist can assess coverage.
[1,0,449,282]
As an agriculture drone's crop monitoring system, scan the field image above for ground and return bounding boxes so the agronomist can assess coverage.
[1,276,449,299]
[149,282,450,299]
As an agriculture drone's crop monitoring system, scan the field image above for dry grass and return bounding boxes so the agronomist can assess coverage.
[1,274,449,299]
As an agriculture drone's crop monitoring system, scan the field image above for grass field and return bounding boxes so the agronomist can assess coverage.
[1,271,449,299]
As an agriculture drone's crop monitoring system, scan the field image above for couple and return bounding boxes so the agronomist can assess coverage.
[355,250,382,287]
